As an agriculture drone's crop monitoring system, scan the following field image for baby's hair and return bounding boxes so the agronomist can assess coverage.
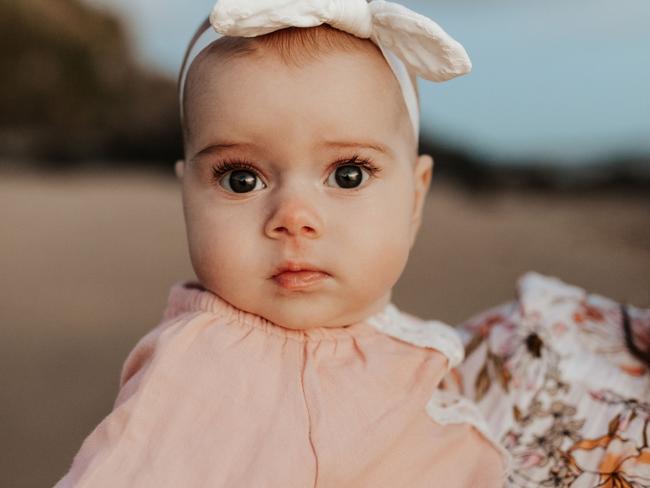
[180,21,419,151]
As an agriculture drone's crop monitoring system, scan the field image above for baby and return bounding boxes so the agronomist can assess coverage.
[54,1,509,486]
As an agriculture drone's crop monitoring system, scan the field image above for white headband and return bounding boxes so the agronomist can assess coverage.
[178,0,472,144]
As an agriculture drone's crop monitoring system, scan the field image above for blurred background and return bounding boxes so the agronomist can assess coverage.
[1,0,648,486]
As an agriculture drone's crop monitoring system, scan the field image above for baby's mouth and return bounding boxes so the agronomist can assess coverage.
[272,270,330,290]
[271,260,331,290]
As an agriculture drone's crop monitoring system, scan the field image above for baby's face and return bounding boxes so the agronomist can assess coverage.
[176,45,432,330]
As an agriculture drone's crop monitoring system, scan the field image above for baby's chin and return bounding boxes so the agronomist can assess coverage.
[240,297,375,331]
[265,310,344,331]
[266,294,395,330]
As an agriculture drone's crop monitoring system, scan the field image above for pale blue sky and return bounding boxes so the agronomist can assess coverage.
[85,0,650,167]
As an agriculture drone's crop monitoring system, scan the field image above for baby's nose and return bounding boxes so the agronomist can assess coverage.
[264,195,323,240]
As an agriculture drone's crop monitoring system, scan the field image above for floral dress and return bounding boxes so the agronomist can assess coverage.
[442,271,650,487]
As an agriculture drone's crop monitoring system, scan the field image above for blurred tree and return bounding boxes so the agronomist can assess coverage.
[0,0,182,165]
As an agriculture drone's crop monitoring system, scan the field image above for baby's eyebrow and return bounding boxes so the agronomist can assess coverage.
[318,140,394,158]
[192,142,255,161]
[192,139,393,161]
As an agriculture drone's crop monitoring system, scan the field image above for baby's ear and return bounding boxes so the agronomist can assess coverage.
[410,153,434,247]
[413,153,434,204]
[175,159,185,180]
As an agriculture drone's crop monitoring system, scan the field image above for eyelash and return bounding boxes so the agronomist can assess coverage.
[210,154,382,188]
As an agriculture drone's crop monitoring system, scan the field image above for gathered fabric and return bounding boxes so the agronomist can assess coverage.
[54,281,506,487]
[445,271,650,487]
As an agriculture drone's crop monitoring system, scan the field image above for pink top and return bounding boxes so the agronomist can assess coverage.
[54,281,507,487]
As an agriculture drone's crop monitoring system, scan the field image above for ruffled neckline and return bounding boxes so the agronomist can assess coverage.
[160,280,465,368]
[161,279,395,343]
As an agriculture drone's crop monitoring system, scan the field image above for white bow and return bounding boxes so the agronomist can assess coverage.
[179,0,472,142]
[210,0,472,83]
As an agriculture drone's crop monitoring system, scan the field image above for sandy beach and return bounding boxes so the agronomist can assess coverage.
[1,168,648,487]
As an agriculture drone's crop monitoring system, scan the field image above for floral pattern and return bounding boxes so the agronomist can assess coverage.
[445,271,650,487]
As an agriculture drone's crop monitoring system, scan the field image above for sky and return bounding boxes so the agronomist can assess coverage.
[85,0,650,167]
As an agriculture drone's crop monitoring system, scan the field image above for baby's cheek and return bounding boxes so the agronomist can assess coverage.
[350,226,410,297]
[186,208,255,290]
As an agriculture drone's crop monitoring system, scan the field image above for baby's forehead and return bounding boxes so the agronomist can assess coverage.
[187,32,403,102]
[182,25,417,155]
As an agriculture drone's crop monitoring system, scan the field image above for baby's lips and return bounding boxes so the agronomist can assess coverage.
[272,270,330,290]
[270,260,328,277]
[269,259,332,290]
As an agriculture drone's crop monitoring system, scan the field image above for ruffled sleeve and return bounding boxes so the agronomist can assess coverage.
[366,302,512,474]
[113,318,176,409]
[367,302,465,370]
[113,281,198,408]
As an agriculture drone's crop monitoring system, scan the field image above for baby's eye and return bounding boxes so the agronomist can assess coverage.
[212,160,267,194]
[221,169,265,193]
[326,157,379,189]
